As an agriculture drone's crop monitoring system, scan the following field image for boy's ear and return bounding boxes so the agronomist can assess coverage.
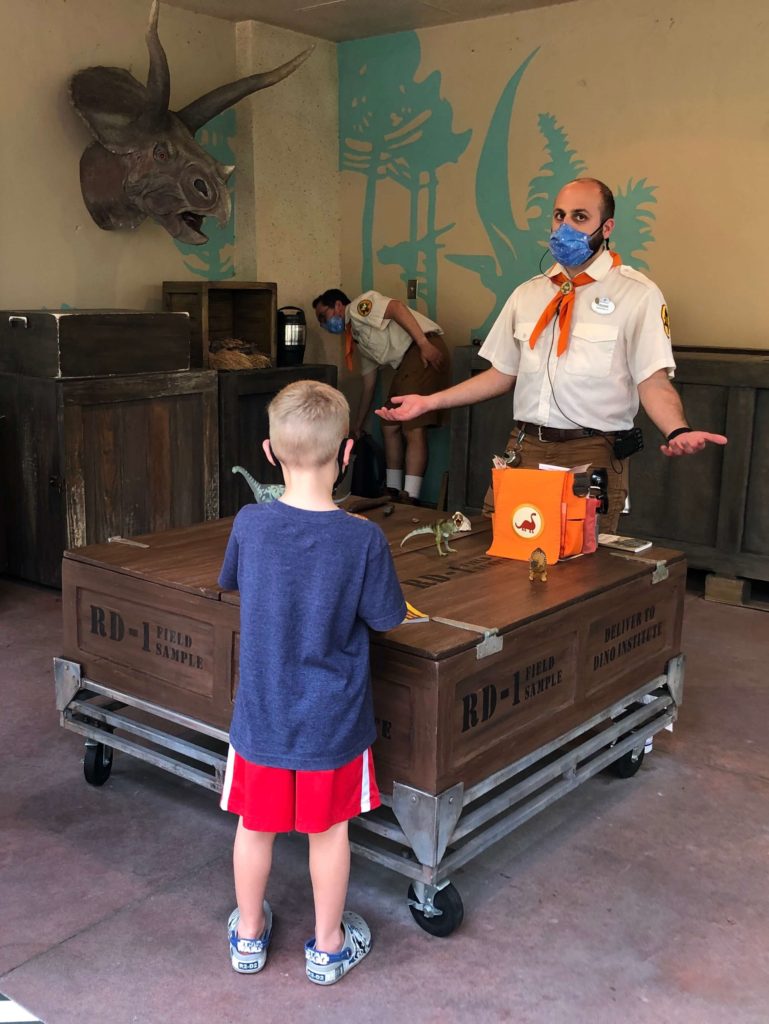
[263,438,277,466]
[341,436,355,468]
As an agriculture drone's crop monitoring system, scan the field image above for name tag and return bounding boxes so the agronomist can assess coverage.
[591,297,615,316]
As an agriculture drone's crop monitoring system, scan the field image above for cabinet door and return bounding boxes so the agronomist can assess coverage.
[62,372,219,551]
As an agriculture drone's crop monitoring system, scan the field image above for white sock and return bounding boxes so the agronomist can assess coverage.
[386,470,403,491]
[404,475,423,499]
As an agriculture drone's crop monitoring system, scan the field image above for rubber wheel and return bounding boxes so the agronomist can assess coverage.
[611,746,645,778]
[84,741,114,786]
[407,883,464,937]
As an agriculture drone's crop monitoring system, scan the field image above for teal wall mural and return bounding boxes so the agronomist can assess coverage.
[173,110,237,280]
[338,32,470,317]
[446,49,658,339]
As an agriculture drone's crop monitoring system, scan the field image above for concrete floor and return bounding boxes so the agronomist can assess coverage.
[1,574,767,1024]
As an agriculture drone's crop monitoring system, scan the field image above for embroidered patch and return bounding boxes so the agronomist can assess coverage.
[661,304,670,338]
[357,298,373,317]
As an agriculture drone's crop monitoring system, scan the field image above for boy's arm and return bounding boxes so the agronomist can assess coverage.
[358,529,406,632]
[218,527,240,591]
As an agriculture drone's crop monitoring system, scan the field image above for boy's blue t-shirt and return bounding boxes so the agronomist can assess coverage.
[218,501,406,771]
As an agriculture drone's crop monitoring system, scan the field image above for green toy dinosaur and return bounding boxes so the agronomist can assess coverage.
[400,511,472,557]
[232,464,353,504]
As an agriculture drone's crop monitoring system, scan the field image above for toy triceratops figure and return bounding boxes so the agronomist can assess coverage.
[400,511,472,558]
[70,1,312,244]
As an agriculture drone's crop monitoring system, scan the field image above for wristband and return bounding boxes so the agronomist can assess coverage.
[666,427,692,443]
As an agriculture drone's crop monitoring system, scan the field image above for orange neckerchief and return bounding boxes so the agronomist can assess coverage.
[344,321,354,371]
[529,251,622,356]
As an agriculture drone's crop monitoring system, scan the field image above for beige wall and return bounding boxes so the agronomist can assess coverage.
[340,0,769,351]
[234,22,342,370]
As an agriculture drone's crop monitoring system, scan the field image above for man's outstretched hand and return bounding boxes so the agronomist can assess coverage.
[375,394,429,422]
[660,431,728,457]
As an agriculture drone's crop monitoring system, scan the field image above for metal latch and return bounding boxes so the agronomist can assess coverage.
[609,551,669,583]
[430,615,503,659]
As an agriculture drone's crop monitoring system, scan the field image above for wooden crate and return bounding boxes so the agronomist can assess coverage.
[218,364,337,516]
[0,370,218,587]
[0,309,190,377]
[162,282,277,369]
[61,507,685,795]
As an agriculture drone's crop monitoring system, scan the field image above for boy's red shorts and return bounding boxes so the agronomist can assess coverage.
[219,746,381,834]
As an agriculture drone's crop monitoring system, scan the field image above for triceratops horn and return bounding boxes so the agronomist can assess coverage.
[145,0,170,122]
[176,45,314,134]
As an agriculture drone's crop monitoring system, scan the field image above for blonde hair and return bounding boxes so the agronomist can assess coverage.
[268,380,349,468]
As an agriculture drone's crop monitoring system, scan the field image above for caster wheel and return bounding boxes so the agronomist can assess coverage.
[84,741,114,786]
[611,746,645,778]
[407,883,464,937]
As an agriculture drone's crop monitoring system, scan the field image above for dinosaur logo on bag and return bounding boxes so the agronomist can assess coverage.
[512,504,543,539]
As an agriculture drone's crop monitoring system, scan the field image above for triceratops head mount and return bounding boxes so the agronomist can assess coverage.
[70,1,313,244]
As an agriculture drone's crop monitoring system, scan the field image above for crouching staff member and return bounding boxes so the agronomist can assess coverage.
[376,177,727,531]
[313,288,451,503]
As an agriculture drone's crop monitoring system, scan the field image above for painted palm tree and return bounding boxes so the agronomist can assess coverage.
[173,110,236,279]
[339,32,470,313]
[447,49,658,338]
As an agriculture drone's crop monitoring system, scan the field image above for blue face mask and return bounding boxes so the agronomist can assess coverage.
[322,314,345,335]
[549,222,605,267]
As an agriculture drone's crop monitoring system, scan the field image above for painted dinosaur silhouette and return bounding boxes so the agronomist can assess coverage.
[515,511,538,534]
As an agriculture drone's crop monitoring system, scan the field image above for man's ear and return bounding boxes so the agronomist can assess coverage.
[603,217,615,239]
[263,438,277,466]
[341,436,355,469]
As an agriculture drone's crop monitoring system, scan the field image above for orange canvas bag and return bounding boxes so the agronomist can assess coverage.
[487,467,588,563]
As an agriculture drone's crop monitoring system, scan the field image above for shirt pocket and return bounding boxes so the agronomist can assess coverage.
[513,322,541,373]
[564,321,618,378]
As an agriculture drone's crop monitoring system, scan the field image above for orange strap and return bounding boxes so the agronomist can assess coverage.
[529,251,622,357]
[344,322,354,371]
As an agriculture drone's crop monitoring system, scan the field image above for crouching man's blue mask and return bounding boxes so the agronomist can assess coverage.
[321,314,345,334]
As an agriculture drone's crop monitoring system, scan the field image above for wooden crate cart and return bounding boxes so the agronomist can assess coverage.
[55,507,685,935]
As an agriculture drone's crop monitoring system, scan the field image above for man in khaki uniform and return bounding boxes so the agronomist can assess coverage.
[313,288,450,503]
[375,178,727,530]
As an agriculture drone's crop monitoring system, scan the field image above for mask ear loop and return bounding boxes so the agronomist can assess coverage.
[333,437,353,492]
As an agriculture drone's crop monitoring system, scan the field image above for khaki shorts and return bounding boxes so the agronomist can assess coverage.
[387,334,451,431]
[482,429,629,533]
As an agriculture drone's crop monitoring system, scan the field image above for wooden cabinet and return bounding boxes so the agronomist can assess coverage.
[624,348,769,583]
[0,370,218,587]
[162,282,277,368]
[218,364,337,516]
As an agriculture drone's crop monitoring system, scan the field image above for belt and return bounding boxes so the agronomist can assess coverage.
[517,421,611,442]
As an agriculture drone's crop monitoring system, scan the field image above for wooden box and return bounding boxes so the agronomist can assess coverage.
[162,282,277,369]
[0,310,190,377]
[0,370,218,587]
[61,507,685,796]
[218,364,337,516]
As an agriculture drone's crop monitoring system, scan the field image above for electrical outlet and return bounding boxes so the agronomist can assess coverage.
[406,279,417,300]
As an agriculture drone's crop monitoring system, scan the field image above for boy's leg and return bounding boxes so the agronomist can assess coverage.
[308,820,350,953]
[233,818,276,937]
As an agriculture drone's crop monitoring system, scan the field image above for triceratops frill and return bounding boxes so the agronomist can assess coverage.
[70,1,313,244]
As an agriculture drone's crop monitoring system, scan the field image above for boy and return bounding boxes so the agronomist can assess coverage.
[218,380,406,985]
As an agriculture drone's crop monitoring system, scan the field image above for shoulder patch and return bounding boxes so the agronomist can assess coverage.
[661,304,670,337]
[357,298,373,317]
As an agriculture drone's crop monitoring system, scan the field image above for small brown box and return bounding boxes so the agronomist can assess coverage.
[0,310,191,378]
[162,282,277,368]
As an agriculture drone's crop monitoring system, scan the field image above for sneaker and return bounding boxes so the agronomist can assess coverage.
[304,911,372,985]
[228,902,273,974]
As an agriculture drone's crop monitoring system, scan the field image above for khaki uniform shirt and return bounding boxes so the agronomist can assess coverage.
[345,290,442,377]
[478,250,675,432]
